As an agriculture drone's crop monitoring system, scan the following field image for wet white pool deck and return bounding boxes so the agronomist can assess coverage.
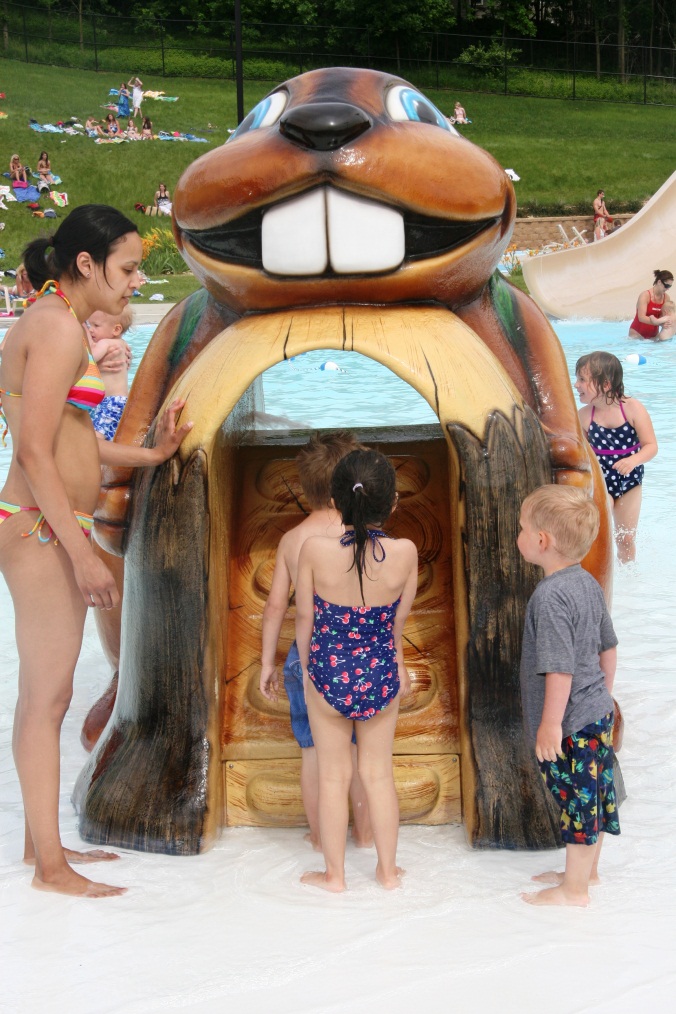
[2,321,676,1013]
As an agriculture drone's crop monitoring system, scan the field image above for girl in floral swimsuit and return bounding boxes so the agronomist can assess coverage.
[575,351,657,564]
[295,449,418,893]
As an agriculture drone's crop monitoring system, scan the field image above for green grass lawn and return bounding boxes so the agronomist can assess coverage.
[1,60,675,297]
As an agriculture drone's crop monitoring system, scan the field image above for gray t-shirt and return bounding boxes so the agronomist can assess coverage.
[520,564,617,743]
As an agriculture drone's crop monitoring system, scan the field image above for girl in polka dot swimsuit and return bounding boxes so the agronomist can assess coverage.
[575,351,657,563]
[295,449,418,893]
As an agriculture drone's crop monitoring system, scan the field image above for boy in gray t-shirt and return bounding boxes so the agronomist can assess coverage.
[517,485,620,908]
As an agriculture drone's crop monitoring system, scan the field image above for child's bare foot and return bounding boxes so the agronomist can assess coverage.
[300,870,345,893]
[32,868,127,898]
[521,885,588,907]
[531,870,601,887]
[376,864,405,890]
[303,832,322,852]
[24,848,120,866]
[351,830,374,848]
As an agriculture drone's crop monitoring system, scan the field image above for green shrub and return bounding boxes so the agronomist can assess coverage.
[141,228,186,275]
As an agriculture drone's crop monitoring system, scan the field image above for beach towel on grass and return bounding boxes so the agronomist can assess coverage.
[49,191,68,207]
[13,184,41,202]
[94,136,128,144]
[32,172,62,185]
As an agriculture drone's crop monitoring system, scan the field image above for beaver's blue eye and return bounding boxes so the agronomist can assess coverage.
[230,91,288,140]
[386,85,457,135]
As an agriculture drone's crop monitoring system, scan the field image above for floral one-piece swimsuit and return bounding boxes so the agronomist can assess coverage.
[307,529,401,721]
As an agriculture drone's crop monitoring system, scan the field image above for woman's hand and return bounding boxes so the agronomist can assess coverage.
[72,549,120,610]
[98,340,132,373]
[152,398,194,463]
[259,664,279,701]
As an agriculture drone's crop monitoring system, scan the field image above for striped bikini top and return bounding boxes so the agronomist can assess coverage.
[0,281,106,435]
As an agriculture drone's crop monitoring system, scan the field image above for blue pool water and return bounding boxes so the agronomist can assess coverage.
[2,317,675,582]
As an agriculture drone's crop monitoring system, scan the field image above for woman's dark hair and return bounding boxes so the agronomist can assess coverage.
[653,269,674,286]
[39,150,48,162]
[143,117,152,128]
[331,449,397,603]
[22,204,138,290]
[575,351,625,404]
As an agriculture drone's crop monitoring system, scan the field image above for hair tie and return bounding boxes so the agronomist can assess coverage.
[352,482,363,493]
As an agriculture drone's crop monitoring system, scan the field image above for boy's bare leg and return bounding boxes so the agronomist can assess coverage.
[301,688,352,892]
[349,743,373,847]
[300,747,322,851]
[522,842,596,907]
[355,699,404,890]
[533,831,604,886]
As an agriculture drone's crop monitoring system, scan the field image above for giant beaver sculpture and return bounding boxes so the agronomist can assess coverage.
[74,68,612,855]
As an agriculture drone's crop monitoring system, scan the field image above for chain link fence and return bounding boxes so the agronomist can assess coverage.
[2,3,676,106]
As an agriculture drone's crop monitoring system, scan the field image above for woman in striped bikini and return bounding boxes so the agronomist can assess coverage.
[575,351,657,564]
[0,205,192,898]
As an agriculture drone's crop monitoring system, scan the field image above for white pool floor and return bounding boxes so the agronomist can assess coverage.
[2,323,676,1013]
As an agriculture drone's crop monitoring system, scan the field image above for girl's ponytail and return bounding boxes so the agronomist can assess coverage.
[23,234,57,290]
[351,482,370,604]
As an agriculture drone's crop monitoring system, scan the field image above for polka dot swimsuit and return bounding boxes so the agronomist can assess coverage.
[587,403,644,500]
[307,529,400,721]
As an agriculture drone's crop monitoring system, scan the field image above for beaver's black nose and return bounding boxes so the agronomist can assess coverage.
[279,102,371,151]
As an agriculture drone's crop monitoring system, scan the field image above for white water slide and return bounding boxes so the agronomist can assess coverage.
[522,170,676,321]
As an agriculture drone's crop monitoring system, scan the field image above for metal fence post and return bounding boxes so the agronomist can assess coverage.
[572,39,576,100]
[160,20,166,77]
[92,15,98,72]
[644,46,647,104]
[504,35,507,95]
[22,4,28,62]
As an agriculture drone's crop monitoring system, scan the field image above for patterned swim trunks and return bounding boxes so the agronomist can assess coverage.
[91,395,127,441]
[539,713,620,846]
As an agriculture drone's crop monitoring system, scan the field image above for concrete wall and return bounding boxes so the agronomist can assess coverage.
[511,213,633,250]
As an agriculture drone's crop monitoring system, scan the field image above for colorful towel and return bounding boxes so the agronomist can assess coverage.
[158,131,207,143]
[94,136,128,144]
[32,172,62,185]
[49,191,68,207]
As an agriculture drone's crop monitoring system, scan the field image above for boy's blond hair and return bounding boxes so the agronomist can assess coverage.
[521,485,599,560]
[296,431,363,509]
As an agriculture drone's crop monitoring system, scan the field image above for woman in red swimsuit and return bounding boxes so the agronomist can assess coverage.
[629,269,674,340]
[0,205,192,898]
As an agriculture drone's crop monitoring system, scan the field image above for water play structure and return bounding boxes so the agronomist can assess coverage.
[74,67,612,855]
[523,170,676,320]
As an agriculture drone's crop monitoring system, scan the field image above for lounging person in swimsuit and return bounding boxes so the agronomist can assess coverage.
[103,113,120,136]
[154,183,172,216]
[260,432,372,852]
[629,269,675,340]
[0,205,192,898]
[295,449,417,892]
[575,351,657,563]
[9,154,28,184]
[36,151,55,185]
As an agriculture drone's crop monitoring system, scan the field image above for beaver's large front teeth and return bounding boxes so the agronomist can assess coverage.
[261,187,405,276]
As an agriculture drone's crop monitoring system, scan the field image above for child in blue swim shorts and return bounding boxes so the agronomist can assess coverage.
[518,485,620,908]
[295,449,418,892]
[86,306,133,440]
[259,432,372,851]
